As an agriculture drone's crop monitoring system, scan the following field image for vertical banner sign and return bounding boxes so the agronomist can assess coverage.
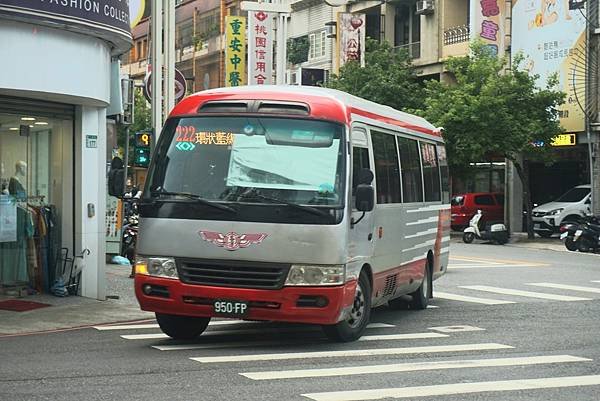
[248,11,274,85]
[511,0,586,133]
[337,13,366,69]
[225,16,247,87]
[470,0,505,57]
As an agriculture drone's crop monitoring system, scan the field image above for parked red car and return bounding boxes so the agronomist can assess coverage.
[451,192,505,231]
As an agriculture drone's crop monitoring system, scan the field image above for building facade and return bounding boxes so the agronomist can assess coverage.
[0,1,132,300]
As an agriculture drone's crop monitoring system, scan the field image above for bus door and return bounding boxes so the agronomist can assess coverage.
[348,126,375,262]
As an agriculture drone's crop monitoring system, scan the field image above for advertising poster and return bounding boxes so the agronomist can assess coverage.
[512,0,587,132]
[470,0,505,57]
[0,195,17,243]
[225,16,247,87]
[337,13,366,69]
[248,11,274,85]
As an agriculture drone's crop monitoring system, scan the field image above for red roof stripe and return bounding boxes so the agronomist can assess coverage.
[351,108,441,138]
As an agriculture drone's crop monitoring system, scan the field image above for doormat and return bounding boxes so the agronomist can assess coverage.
[0,299,51,312]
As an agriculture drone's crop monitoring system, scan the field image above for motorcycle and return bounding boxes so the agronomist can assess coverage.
[462,210,508,245]
[571,216,600,253]
[559,221,580,251]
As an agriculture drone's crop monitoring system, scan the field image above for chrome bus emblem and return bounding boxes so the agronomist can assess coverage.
[199,231,268,251]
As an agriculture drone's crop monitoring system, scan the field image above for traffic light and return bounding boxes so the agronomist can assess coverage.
[133,131,152,167]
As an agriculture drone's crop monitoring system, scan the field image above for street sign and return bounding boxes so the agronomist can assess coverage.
[551,134,577,146]
[143,68,187,105]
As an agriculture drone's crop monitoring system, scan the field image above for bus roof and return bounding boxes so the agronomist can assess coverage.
[170,85,441,138]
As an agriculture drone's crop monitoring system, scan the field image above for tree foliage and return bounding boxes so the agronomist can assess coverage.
[325,39,424,111]
[416,41,565,236]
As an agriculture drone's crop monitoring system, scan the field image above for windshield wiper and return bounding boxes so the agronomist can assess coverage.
[237,189,331,217]
[150,190,237,213]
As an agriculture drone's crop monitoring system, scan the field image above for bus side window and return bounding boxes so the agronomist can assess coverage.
[352,147,370,195]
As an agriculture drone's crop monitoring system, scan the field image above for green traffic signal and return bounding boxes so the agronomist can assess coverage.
[134,147,150,167]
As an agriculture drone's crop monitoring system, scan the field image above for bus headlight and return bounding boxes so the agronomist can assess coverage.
[285,265,345,286]
[136,257,178,279]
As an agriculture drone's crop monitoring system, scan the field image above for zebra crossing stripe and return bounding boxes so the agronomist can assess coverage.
[153,332,448,351]
[121,322,395,340]
[96,319,261,331]
[241,355,590,380]
[461,285,592,301]
[528,283,600,294]
[301,374,600,401]
[189,343,514,363]
[435,291,515,305]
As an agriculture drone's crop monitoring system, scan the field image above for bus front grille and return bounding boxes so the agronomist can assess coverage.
[176,259,290,290]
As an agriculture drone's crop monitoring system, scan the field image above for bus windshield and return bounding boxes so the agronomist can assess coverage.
[148,116,345,208]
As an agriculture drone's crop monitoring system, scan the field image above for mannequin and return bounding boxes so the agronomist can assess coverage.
[8,160,27,200]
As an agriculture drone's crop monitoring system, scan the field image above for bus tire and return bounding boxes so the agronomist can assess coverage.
[409,261,430,310]
[155,313,210,340]
[322,271,371,342]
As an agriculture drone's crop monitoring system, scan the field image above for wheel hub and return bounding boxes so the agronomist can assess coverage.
[348,283,365,328]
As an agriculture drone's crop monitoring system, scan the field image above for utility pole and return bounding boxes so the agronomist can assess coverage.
[151,1,163,138]
[588,0,600,215]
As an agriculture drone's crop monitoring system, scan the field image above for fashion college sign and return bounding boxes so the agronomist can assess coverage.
[0,0,131,48]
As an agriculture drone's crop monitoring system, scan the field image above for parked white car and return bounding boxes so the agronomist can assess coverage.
[532,185,591,237]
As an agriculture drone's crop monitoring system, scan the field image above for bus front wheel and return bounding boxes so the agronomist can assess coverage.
[155,313,211,340]
[322,271,371,342]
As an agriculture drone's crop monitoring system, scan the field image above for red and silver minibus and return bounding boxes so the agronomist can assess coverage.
[132,86,450,342]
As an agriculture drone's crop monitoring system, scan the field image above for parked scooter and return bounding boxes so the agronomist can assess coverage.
[559,221,580,251]
[462,210,509,245]
[571,216,600,253]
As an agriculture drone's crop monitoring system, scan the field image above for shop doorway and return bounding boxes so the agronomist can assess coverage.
[0,97,74,297]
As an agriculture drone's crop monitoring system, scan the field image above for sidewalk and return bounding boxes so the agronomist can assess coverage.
[450,230,582,253]
[0,264,153,337]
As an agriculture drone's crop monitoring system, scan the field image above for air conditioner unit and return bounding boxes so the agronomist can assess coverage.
[416,0,434,15]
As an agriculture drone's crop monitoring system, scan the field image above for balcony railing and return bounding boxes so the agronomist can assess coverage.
[444,25,470,45]
[393,41,421,59]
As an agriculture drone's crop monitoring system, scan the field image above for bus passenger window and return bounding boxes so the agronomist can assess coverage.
[371,131,401,204]
[420,142,441,202]
[397,137,423,203]
[352,147,370,194]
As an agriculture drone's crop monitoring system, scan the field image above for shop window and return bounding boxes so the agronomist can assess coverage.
[0,112,70,294]
[420,142,441,202]
[371,131,401,204]
[397,136,423,203]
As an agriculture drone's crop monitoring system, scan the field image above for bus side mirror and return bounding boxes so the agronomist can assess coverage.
[355,184,374,212]
[108,157,125,198]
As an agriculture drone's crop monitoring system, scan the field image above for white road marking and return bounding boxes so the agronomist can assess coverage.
[591,280,600,283]
[241,355,590,381]
[427,305,439,309]
[190,343,514,363]
[461,285,592,302]
[428,325,485,333]
[435,291,516,305]
[95,319,251,331]
[121,322,395,340]
[527,283,600,294]
[153,332,448,351]
[301,374,600,401]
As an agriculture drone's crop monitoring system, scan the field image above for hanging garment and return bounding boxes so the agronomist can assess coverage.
[0,206,34,285]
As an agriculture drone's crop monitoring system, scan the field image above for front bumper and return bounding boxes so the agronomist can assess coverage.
[532,216,558,232]
[134,275,357,325]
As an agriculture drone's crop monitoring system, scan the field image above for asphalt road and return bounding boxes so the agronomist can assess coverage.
[1,242,600,401]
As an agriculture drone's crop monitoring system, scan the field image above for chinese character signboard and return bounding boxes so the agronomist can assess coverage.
[225,16,246,87]
[337,13,366,69]
[512,0,586,133]
[470,0,504,57]
[248,11,274,85]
